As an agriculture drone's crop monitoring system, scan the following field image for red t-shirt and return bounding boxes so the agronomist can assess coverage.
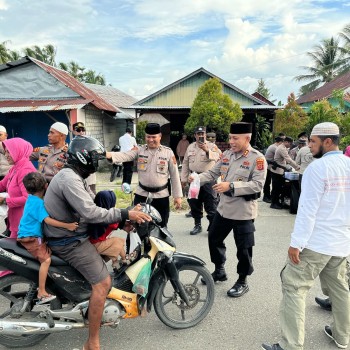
[89,222,119,244]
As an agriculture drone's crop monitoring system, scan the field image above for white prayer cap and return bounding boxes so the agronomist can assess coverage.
[310,122,339,136]
[0,126,6,133]
[50,122,68,135]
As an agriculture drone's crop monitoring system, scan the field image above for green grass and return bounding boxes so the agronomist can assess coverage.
[114,189,190,212]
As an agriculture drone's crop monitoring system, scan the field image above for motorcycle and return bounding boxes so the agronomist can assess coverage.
[0,199,215,348]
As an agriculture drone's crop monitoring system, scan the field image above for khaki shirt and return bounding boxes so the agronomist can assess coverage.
[295,146,314,174]
[271,144,299,175]
[111,145,183,199]
[30,144,68,182]
[181,141,222,182]
[264,143,278,170]
[199,145,267,220]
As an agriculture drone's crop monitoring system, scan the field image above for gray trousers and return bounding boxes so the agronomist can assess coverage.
[279,248,350,350]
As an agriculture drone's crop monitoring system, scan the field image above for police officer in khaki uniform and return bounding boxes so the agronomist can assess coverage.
[206,132,217,144]
[30,122,69,183]
[262,136,284,203]
[106,123,182,227]
[190,122,266,298]
[181,126,221,235]
[71,121,97,194]
[270,136,300,209]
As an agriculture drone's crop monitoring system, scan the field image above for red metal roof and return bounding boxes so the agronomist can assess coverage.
[296,71,350,104]
[0,98,91,112]
[251,92,275,106]
[29,57,120,113]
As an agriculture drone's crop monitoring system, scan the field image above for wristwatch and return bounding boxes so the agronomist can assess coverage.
[229,182,234,191]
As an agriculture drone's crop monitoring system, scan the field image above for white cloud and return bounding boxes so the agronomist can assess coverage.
[0,0,350,104]
[0,0,8,10]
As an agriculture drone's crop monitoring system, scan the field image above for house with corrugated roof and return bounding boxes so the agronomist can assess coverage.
[296,71,350,112]
[0,56,136,150]
[128,67,280,150]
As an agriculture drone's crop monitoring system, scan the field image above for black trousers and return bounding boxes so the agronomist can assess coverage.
[271,172,285,205]
[122,161,134,185]
[263,169,272,198]
[134,194,170,228]
[208,212,255,277]
[188,181,218,228]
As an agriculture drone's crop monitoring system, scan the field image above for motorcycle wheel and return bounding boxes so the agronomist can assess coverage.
[154,264,214,329]
[0,274,49,348]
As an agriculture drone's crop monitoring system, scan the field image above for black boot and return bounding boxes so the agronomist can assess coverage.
[315,297,332,311]
[227,275,249,298]
[201,268,227,284]
[190,224,202,235]
[262,195,272,203]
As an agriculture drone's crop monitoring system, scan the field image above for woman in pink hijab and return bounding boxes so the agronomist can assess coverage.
[0,138,36,238]
[344,145,350,157]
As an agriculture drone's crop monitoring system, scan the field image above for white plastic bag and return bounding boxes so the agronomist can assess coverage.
[188,172,200,199]
[0,192,8,221]
[129,230,141,253]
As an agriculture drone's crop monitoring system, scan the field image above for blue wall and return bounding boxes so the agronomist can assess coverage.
[0,111,72,147]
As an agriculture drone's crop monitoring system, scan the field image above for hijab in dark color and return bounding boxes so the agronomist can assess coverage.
[89,190,116,240]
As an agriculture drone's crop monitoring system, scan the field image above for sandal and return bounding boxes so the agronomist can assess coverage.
[36,294,56,305]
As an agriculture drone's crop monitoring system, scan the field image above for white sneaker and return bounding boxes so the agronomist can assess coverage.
[324,325,348,349]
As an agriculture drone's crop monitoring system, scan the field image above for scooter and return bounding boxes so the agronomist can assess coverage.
[0,199,215,348]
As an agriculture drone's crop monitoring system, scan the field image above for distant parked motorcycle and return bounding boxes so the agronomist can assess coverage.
[0,197,215,348]
[110,144,123,182]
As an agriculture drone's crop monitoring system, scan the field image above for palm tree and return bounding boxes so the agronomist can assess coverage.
[295,36,349,94]
[0,41,11,64]
[8,50,21,61]
[338,23,350,74]
[22,44,56,65]
[58,60,85,80]
[339,23,350,47]
[82,70,106,85]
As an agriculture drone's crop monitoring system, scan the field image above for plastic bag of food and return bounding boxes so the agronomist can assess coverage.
[132,259,152,297]
[188,172,200,199]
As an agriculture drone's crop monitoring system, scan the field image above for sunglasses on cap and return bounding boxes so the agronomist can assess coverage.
[75,127,86,132]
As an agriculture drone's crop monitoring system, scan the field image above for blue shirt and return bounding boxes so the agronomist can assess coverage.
[18,195,49,239]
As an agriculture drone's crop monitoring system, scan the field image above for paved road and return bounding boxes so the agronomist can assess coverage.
[0,173,338,350]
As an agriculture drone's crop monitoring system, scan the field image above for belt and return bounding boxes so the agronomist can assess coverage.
[223,192,261,201]
[139,182,168,193]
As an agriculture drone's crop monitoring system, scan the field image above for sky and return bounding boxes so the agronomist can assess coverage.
[0,0,349,104]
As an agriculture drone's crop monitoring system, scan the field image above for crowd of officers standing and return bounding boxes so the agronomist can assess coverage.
[2,118,350,349]
[263,131,314,210]
[0,120,268,300]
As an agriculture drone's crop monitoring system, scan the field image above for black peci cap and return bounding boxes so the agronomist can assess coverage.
[284,136,293,143]
[145,123,161,135]
[230,122,252,134]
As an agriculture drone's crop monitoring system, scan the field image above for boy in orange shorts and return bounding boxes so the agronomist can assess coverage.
[17,172,78,304]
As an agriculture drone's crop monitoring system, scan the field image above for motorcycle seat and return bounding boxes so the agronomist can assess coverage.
[0,238,69,266]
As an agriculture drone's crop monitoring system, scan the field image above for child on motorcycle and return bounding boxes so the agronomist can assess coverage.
[17,172,79,304]
[89,190,137,270]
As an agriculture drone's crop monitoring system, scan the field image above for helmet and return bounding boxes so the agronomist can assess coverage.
[68,136,105,173]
